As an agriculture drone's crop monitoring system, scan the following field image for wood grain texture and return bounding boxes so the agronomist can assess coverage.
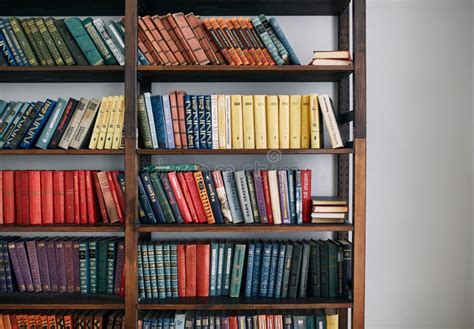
[354,0,367,138]
[0,294,124,310]
[0,66,124,82]
[138,224,353,233]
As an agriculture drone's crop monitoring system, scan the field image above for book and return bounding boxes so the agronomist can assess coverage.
[318,95,343,148]
[64,17,104,65]
[266,95,279,149]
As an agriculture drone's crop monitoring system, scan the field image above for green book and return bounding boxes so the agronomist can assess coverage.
[64,17,104,66]
[19,19,46,65]
[82,17,117,65]
[54,19,88,66]
[140,243,152,299]
[298,242,311,298]
[96,238,109,294]
[326,240,338,298]
[79,240,90,294]
[137,95,153,148]
[163,243,172,298]
[149,172,176,223]
[88,239,97,294]
[169,243,178,298]
[106,239,117,294]
[288,241,303,298]
[281,242,293,298]
[35,18,64,65]
[44,17,75,65]
[8,17,39,66]
[26,18,54,66]
[229,243,246,297]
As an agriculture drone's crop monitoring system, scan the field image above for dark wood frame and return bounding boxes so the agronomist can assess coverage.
[0,0,366,327]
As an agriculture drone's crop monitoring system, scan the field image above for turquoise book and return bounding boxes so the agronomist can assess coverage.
[268,17,301,65]
[229,243,246,297]
[64,17,104,65]
[259,242,272,297]
[147,243,159,299]
[140,243,152,299]
[154,243,166,299]
[244,242,255,297]
[274,243,287,299]
[79,240,90,294]
[106,239,117,294]
[163,243,172,298]
[170,243,178,298]
[267,242,280,298]
[35,97,67,149]
[251,242,262,297]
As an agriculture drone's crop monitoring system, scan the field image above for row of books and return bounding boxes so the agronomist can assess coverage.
[311,198,348,224]
[139,310,339,329]
[0,170,125,225]
[138,93,343,150]
[0,311,124,329]
[0,237,125,294]
[0,17,129,66]
[138,239,352,300]
[0,96,125,150]
[138,165,312,225]
[137,13,300,66]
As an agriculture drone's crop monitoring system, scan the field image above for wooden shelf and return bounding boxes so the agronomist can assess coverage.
[0,66,124,83]
[139,0,350,16]
[0,149,124,155]
[0,224,124,233]
[138,65,353,82]
[138,224,353,233]
[0,294,124,310]
[137,148,353,155]
[0,0,125,16]
[138,297,352,310]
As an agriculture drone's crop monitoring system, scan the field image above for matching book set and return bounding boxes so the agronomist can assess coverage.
[138,239,352,300]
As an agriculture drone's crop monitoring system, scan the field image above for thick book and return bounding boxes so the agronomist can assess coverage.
[70,98,100,149]
[212,171,233,223]
[267,243,280,297]
[268,17,300,65]
[64,17,104,65]
[196,244,210,297]
[258,15,289,64]
[230,95,243,149]
[167,171,193,224]
[222,171,243,224]
[150,172,176,223]
[251,17,284,65]
[259,242,272,297]
[194,171,215,224]
[35,17,64,65]
[185,244,197,297]
[44,17,75,65]
[9,17,39,66]
[35,98,67,149]
[178,171,200,223]
[172,13,209,65]
[229,243,246,297]
[288,242,303,298]
[183,172,207,223]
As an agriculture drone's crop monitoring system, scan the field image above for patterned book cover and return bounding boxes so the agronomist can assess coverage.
[184,95,195,149]
[155,242,166,299]
[216,241,225,296]
[244,242,255,297]
[163,243,172,298]
[202,171,224,224]
[274,243,287,299]
[149,172,176,223]
[267,243,280,298]
[229,243,246,297]
[146,243,158,299]
[64,240,75,293]
[79,240,90,294]
[88,239,97,294]
[278,171,291,224]
[36,240,51,292]
[106,239,117,294]
[170,243,179,298]
[222,241,234,296]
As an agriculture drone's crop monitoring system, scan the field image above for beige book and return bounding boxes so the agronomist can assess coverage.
[266,95,279,149]
[313,205,348,213]
[309,94,323,149]
[217,95,227,149]
[289,95,302,149]
[112,96,125,150]
[88,97,109,149]
[242,95,255,149]
[313,50,351,60]
[301,95,310,148]
[58,98,89,149]
[230,95,243,149]
[96,96,114,149]
[311,217,345,224]
[104,96,120,149]
[318,94,343,148]
[311,59,352,66]
[312,212,346,219]
[225,95,232,149]
[253,95,267,149]
[278,95,289,149]
[268,170,282,224]
[70,98,101,150]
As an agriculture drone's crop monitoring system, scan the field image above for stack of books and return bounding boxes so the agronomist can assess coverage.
[311,197,348,224]
[0,96,125,150]
[138,92,343,150]
[309,51,352,66]
[0,237,125,295]
[138,164,312,225]
[0,311,124,329]
[137,13,300,66]
[138,239,352,300]
[0,17,130,66]
[139,310,340,329]
[0,170,125,225]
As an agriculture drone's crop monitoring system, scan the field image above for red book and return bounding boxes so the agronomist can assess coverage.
[106,171,124,223]
[92,172,109,223]
[177,243,186,297]
[41,171,54,224]
[78,170,87,224]
[53,171,65,224]
[176,91,187,148]
[28,171,42,225]
[168,91,182,149]
[183,172,207,224]
[14,171,23,224]
[85,171,97,224]
[2,171,14,224]
[261,171,274,224]
[266,315,274,329]
[185,244,197,297]
[64,171,75,224]
[196,244,210,297]
[112,171,125,212]
[20,171,30,225]
[301,169,312,223]
[229,316,238,329]
[177,172,198,223]
[0,172,3,224]
[73,171,80,224]
[167,172,193,224]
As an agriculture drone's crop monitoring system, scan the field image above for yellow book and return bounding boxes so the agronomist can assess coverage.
[301,95,310,149]
[309,94,322,148]
[96,96,113,150]
[230,95,243,149]
[217,95,227,149]
[289,95,302,149]
[104,95,120,149]
[326,312,338,329]
[253,95,267,149]
[242,95,255,149]
[278,95,289,149]
[88,96,109,149]
[266,95,279,149]
[112,96,125,150]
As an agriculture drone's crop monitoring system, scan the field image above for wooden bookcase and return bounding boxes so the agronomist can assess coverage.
[0,0,366,328]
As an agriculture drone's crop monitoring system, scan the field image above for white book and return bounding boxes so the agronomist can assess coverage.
[217,95,226,149]
[58,98,89,149]
[162,94,175,149]
[93,18,125,65]
[211,94,219,149]
[224,95,232,149]
[70,98,101,150]
[144,92,159,149]
[234,171,254,224]
[268,170,282,224]
[318,94,344,148]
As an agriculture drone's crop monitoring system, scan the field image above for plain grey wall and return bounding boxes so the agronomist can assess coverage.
[1,1,474,328]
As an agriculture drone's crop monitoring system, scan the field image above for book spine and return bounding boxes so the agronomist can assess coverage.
[35,18,64,65]
[1,19,25,65]
[140,244,151,298]
[172,12,209,65]
[259,243,272,297]
[287,170,296,224]
[36,98,67,149]
[211,171,233,223]
[0,29,16,65]
[267,243,280,297]
[169,92,182,149]
[342,241,352,299]
[251,17,284,65]
[55,240,67,292]
[234,171,254,223]
[59,98,87,149]
[274,244,286,298]
[25,18,53,66]
[202,19,234,65]
[167,172,192,223]
[137,243,145,299]
[49,98,78,148]
[113,240,125,295]
[298,244,311,297]
[196,244,210,297]
[83,18,117,65]
[278,171,291,224]
[260,171,273,224]
[327,242,338,298]
[5,102,40,149]
[318,95,343,148]
[79,240,90,294]
[162,94,175,148]
[160,173,184,223]
[19,18,44,65]
[55,19,89,65]
[44,17,75,65]
[301,170,311,223]
[64,17,104,66]
[244,243,255,297]
[268,170,282,224]
[203,171,224,224]
[258,15,289,64]
[163,243,172,297]
[194,171,215,224]
[137,95,152,148]
[204,95,212,149]
[246,19,275,65]
[149,172,176,223]
[209,242,219,296]
[183,172,207,223]
[222,171,243,223]
[281,244,293,298]
[185,13,219,64]
[170,243,179,297]
[288,243,303,298]
[106,240,117,294]
[268,17,301,65]
[244,171,260,223]
[309,94,322,149]
[151,15,186,64]
[7,242,26,291]
[143,93,159,148]
[224,95,232,149]
[25,240,42,292]
[222,242,234,296]
[9,17,39,65]
[93,18,125,65]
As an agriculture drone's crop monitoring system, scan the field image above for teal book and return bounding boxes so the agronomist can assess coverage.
[79,240,90,294]
[96,238,109,294]
[137,243,146,299]
[170,243,178,298]
[106,239,117,294]
[288,242,303,298]
[138,177,158,224]
[274,243,286,299]
[317,241,329,297]
[147,243,159,299]
[298,242,311,298]
[309,240,321,297]
[35,97,67,149]
[244,242,255,297]
[210,242,219,296]
[149,172,176,223]
[155,243,166,299]
[64,17,104,65]
[216,241,225,296]
[229,243,246,298]
[20,99,56,149]
[281,242,293,298]
[258,15,289,64]
[0,100,7,116]
[0,102,29,149]
[251,242,262,297]
[306,313,315,329]
[163,243,172,298]
[82,18,117,65]
[222,241,234,296]
[267,242,280,298]
[259,242,272,297]
[140,243,152,299]
[251,17,284,65]
[268,17,301,65]
[315,310,326,329]
[88,239,97,294]
[0,101,21,145]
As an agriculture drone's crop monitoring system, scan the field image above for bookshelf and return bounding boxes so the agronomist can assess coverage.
[0,0,366,328]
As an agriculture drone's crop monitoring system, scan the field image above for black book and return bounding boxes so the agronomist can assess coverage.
[5,101,42,149]
[298,241,311,298]
[203,171,224,224]
[317,240,329,297]
[288,241,303,298]
[54,19,89,66]
[309,240,321,297]
[48,98,79,149]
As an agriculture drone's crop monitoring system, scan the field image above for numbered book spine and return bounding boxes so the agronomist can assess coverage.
[44,17,75,65]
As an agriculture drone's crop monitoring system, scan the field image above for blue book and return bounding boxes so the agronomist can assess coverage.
[251,17,284,65]
[170,244,178,298]
[146,243,159,299]
[267,242,280,297]
[268,17,301,65]
[0,30,16,66]
[162,95,175,149]
[204,95,212,149]
[0,19,24,65]
[197,95,206,149]
[259,242,272,297]
[251,242,262,297]
[0,102,23,147]
[150,95,167,148]
[0,102,15,134]
[36,98,67,149]
[210,242,219,296]
[137,243,146,299]
[140,171,166,223]
[216,241,225,296]
[20,99,56,149]
[184,95,195,149]
[140,244,152,299]
[244,242,255,297]
[274,243,286,299]
[79,240,90,294]
[4,20,28,65]
[138,177,158,224]
[1,102,30,148]
[0,100,7,116]
[154,243,166,299]
[5,101,43,149]
[203,171,224,224]
[163,243,172,298]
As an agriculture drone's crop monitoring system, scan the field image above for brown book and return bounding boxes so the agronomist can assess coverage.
[202,18,234,65]
[185,13,220,64]
[172,12,210,65]
[169,91,182,149]
[96,171,120,223]
[231,17,262,65]
[151,15,186,65]
[160,15,193,64]
[142,16,179,65]
[138,36,156,65]
[176,90,188,148]
[138,17,169,65]
[64,239,75,293]
[245,18,276,65]
[165,13,199,64]
[197,15,226,64]
[138,27,162,64]
[209,18,241,65]
[226,18,255,65]
[217,17,249,65]
[237,17,268,65]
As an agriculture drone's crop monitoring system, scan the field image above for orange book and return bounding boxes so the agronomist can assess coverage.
[202,19,234,65]
[196,243,210,297]
[151,15,187,65]
[209,18,242,65]
[226,18,255,65]
[237,18,268,65]
[185,244,197,296]
[185,13,220,64]
[245,18,276,65]
[193,171,215,224]
[142,15,178,65]
[160,15,193,64]
[183,172,207,224]
[216,18,248,65]
[138,17,170,65]
[169,91,182,149]
[166,13,199,64]
[138,28,162,64]
[197,15,226,64]
[231,18,262,65]
[172,12,210,65]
